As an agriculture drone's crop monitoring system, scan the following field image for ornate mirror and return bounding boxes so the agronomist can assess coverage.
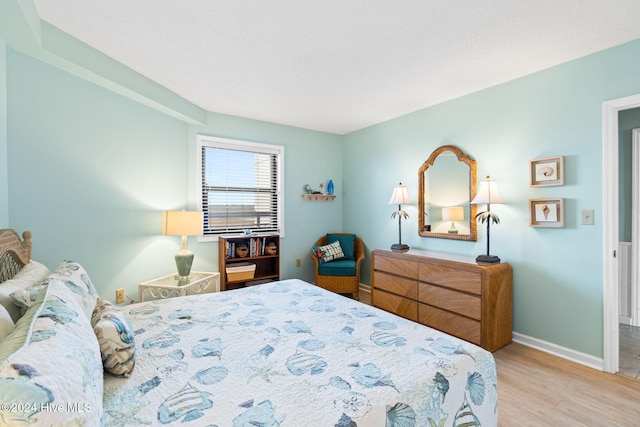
[418,145,477,241]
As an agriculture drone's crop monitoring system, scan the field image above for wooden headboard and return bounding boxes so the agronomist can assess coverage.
[0,229,32,282]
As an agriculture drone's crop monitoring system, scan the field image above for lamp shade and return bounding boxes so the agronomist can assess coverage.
[442,206,464,221]
[471,176,504,205]
[388,183,412,205]
[162,211,203,236]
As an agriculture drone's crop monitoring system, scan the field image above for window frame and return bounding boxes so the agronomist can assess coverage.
[197,135,284,242]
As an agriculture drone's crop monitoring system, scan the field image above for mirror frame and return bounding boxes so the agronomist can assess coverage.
[418,145,477,241]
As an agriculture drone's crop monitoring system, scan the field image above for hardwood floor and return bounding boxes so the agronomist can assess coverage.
[495,343,640,426]
[360,288,640,426]
[358,288,371,305]
[619,323,640,380]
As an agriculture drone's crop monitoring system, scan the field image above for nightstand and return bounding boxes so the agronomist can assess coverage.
[138,271,221,302]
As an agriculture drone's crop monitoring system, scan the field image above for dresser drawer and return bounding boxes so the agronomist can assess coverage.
[374,290,418,321]
[375,256,418,279]
[418,264,481,295]
[371,250,512,352]
[373,271,418,299]
[418,283,481,320]
[418,303,481,345]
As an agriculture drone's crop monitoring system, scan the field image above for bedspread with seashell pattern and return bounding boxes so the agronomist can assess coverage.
[103,279,498,426]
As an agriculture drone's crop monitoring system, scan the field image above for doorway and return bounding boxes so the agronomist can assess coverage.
[603,94,640,374]
[616,125,640,379]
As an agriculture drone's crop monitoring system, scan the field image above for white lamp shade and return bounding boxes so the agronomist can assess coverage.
[388,183,412,205]
[442,206,464,221]
[471,177,504,205]
[162,211,203,236]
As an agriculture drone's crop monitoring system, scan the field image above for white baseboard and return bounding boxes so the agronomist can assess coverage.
[513,332,604,371]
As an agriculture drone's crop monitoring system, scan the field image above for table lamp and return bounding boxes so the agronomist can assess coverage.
[162,210,203,278]
[389,182,412,252]
[442,206,464,234]
[470,176,504,263]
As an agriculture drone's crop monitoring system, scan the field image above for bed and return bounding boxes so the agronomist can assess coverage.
[0,229,499,426]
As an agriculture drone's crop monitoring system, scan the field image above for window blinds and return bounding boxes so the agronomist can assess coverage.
[200,139,282,237]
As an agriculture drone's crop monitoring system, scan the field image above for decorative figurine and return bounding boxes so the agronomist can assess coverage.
[236,242,249,258]
[265,241,278,255]
[304,184,323,194]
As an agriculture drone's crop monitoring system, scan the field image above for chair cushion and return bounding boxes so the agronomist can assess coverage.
[312,240,345,263]
[318,259,356,276]
[327,234,355,260]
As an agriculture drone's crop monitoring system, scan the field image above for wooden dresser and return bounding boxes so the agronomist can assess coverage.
[371,249,512,352]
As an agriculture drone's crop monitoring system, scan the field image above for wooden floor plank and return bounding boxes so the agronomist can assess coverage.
[495,343,640,426]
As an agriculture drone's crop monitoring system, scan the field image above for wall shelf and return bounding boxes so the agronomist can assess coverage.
[302,194,336,201]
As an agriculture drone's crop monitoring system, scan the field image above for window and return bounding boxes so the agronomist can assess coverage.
[197,135,284,240]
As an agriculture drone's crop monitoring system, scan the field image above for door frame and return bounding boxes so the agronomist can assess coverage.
[632,129,640,327]
[603,94,640,373]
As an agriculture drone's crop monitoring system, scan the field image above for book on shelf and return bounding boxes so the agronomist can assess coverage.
[225,236,277,258]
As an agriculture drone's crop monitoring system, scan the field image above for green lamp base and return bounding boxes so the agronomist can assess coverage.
[175,252,194,278]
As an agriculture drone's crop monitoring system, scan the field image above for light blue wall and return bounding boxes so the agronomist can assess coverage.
[0,39,8,226]
[344,38,640,358]
[5,48,342,303]
[7,48,189,302]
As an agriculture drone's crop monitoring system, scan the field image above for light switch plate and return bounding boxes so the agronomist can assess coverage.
[582,209,594,225]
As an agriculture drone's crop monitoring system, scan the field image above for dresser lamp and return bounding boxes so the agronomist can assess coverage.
[442,206,464,234]
[471,176,504,263]
[162,210,203,278]
[389,182,412,252]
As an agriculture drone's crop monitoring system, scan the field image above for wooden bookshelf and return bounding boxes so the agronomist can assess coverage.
[218,234,280,291]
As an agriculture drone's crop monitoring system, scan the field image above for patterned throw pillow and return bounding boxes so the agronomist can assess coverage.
[0,261,50,322]
[92,298,136,377]
[10,260,98,318]
[312,240,345,263]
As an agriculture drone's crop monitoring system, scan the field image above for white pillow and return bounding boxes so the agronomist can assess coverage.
[0,305,14,343]
[0,261,50,322]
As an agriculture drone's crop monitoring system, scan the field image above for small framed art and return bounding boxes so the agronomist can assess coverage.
[529,156,564,187]
[529,198,564,228]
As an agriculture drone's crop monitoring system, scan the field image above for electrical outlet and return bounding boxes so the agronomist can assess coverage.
[116,288,125,304]
[296,258,302,267]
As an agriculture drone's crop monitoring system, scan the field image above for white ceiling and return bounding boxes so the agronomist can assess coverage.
[33,1,640,134]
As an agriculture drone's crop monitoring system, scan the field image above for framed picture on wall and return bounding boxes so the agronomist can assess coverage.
[529,198,564,228]
[529,156,564,187]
